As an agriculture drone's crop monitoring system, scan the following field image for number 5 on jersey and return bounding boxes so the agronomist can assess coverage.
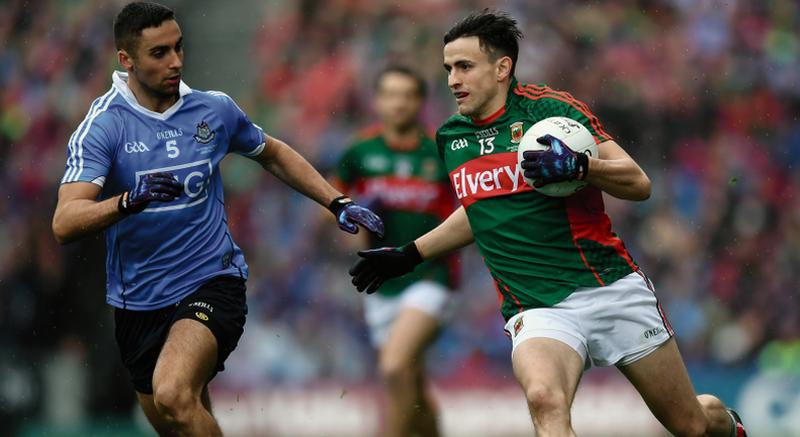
[166,140,180,158]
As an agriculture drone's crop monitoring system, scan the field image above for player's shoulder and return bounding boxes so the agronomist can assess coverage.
[436,112,472,137]
[346,126,385,151]
[188,88,238,108]
[511,81,586,111]
[78,87,126,133]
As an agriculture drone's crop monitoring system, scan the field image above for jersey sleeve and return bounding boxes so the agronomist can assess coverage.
[555,97,614,144]
[61,111,117,187]
[212,92,266,157]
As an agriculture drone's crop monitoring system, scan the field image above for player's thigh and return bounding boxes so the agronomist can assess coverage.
[153,318,218,392]
[617,337,706,429]
[512,337,585,408]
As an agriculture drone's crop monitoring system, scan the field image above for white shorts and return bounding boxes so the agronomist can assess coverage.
[503,271,673,368]
[364,280,451,346]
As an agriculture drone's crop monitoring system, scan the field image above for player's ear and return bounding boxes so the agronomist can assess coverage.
[496,56,512,82]
[118,49,134,71]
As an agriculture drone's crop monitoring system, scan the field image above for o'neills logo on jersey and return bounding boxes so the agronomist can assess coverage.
[450,152,531,207]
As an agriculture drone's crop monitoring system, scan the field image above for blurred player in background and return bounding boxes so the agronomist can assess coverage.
[350,10,747,437]
[334,66,455,437]
[51,2,383,436]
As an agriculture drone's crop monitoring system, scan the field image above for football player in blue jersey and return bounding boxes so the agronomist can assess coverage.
[51,2,384,436]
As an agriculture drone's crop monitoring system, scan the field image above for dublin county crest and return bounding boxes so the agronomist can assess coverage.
[510,121,524,144]
[193,121,215,144]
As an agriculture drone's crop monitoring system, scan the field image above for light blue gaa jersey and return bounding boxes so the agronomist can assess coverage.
[61,71,265,310]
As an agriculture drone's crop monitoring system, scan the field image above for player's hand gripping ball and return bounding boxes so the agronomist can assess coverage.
[517,117,598,197]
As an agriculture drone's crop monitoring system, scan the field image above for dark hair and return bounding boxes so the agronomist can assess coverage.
[114,2,175,53]
[443,9,523,76]
[375,65,427,98]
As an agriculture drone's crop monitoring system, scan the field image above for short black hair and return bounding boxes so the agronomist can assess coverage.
[443,9,523,76]
[114,2,175,53]
[375,65,427,98]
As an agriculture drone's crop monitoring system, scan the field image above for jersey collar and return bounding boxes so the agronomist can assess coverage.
[112,71,192,120]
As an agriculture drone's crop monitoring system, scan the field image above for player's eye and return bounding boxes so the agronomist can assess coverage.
[175,43,183,53]
[152,50,165,58]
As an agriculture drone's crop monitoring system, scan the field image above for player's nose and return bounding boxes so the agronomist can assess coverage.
[448,72,460,89]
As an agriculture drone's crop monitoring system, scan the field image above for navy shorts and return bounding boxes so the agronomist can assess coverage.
[114,275,247,394]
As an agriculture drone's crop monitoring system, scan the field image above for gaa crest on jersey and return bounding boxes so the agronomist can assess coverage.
[193,121,215,144]
[510,121,524,144]
[513,315,524,336]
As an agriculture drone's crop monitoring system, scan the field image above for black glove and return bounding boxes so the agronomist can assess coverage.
[349,242,423,294]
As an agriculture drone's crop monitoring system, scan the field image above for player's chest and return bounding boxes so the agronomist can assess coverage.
[443,118,530,167]
[115,116,225,171]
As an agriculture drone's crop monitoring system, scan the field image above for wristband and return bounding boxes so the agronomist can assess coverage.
[117,192,132,215]
[328,195,352,216]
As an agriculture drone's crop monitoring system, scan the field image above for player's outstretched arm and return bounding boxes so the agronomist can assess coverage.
[585,140,651,201]
[251,135,384,237]
[350,206,473,293]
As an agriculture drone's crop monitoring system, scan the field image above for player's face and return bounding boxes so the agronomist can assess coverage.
[443,36,506,118]
[375,73,423,130]
[122,19,184,99]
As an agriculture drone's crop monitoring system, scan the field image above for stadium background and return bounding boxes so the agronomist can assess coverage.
[1,0,799,435]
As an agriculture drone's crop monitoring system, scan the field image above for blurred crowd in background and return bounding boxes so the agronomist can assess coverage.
[1,0,799,433]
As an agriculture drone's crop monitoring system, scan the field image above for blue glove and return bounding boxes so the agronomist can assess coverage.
[118,172,183,214]
[520,134,589,188]
[328,196,385,239]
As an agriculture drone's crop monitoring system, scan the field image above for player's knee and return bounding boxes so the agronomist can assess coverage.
[153,382,197,422]
[379,355,417,388]
[524,383,568,415]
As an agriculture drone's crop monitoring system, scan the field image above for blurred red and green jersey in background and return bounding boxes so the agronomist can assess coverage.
[337,130,457,296]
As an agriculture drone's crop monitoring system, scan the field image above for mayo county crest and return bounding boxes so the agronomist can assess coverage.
[510,121,524,144]
[194,121,215,144]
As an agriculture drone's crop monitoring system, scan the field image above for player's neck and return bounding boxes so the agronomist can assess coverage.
[126,77,179,113]
[383,124,421,151]
[473,81,511,123]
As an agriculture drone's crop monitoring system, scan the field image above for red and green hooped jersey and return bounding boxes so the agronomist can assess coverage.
[338,130,456,296]
[436,79,638,321]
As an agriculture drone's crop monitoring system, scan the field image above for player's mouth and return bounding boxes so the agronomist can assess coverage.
[454,91,469,104]
[165,75,181,86]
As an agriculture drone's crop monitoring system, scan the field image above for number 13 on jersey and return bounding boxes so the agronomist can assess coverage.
[479,137,495,155]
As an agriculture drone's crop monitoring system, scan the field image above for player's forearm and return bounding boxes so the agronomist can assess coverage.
[414,206,474,259]
[585,157,651,201]
[52,195,124,244]
[258,138,341,207]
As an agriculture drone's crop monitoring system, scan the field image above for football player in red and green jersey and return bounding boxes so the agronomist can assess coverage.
[349,10,747,437]
[335,66,455,437]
